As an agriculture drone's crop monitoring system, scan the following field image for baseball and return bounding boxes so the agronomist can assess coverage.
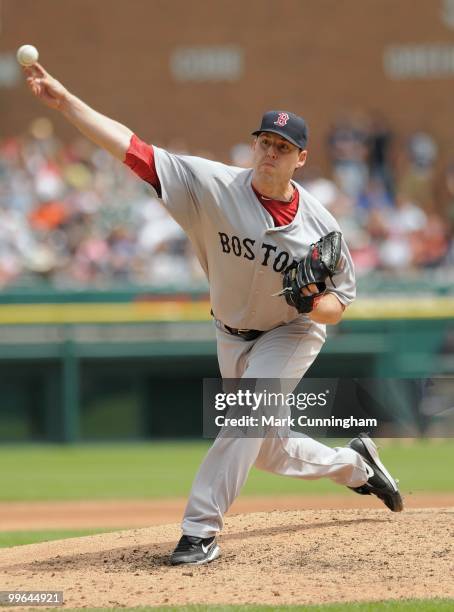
[16,44,39,66]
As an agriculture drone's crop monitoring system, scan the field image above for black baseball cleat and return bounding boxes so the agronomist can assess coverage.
[170,535,220,565]
[348,434,403,512]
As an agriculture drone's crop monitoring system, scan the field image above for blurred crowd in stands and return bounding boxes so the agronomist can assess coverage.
[0,114,453,289]
[303,114,453,278]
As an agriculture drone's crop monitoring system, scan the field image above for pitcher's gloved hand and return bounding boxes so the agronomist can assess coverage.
[279,231,342,314]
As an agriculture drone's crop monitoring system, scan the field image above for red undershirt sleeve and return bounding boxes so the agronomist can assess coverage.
[124,134,161,195]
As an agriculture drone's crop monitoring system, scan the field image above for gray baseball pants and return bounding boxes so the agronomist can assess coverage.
[181,316,368,538]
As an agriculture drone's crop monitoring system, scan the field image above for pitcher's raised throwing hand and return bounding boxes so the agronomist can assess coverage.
[23,63,69,110]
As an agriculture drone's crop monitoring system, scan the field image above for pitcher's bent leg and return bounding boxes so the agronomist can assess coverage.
[254,434,368,487]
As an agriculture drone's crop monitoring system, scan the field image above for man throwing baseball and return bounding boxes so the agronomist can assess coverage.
[23,62,403,566]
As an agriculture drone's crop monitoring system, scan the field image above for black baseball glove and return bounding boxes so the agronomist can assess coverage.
[278,231,342,313]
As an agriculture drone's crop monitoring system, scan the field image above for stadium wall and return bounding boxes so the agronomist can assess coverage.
[0,288,451,442]
[1,0,454,170]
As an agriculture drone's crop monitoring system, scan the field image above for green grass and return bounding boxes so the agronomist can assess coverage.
[2,442,450,611]
[0,528,112,548]
[59,600,454,611]
[0,439,452,501]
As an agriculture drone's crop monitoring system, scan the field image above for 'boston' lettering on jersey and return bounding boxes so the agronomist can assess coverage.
[218,232,293,272]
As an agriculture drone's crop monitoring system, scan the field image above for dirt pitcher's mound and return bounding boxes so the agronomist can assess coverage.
[1,508,453,607]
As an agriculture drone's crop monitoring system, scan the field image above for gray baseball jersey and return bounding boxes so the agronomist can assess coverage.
[151,147,356,330]
[141,146,365,539]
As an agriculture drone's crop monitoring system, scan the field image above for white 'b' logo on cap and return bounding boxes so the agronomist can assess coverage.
[274,112,289,127]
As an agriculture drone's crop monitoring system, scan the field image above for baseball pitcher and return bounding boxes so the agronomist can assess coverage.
[23,62,403,566]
